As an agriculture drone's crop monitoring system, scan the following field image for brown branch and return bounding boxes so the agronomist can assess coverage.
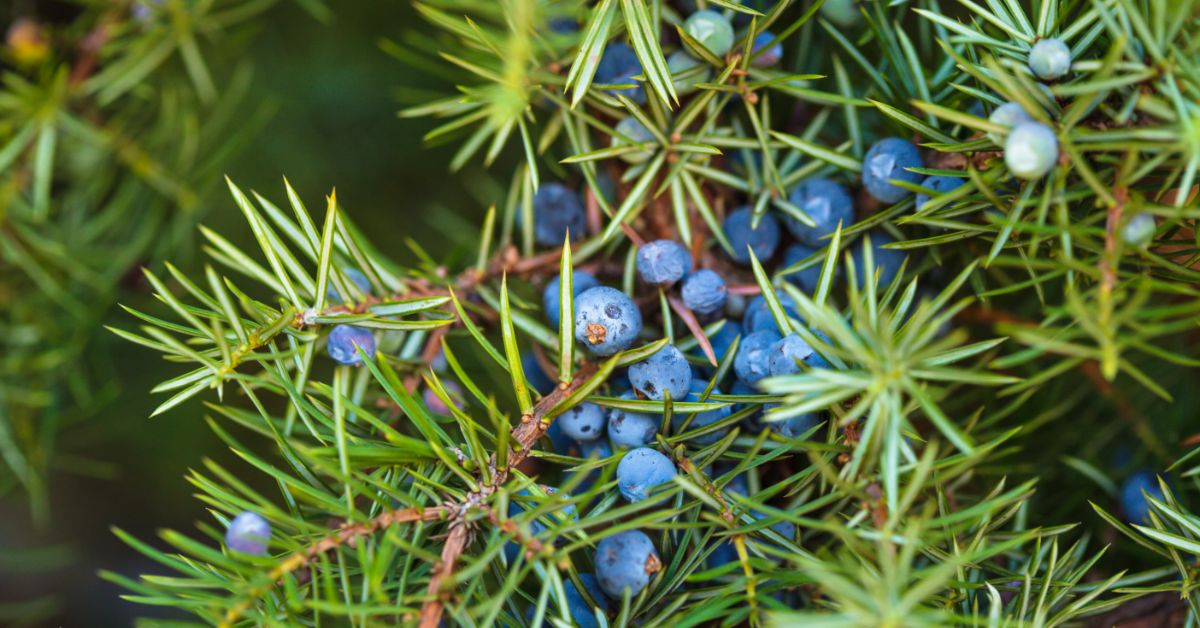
[419,521,471,628]
[221,505,447,627]
[416,360,600,628]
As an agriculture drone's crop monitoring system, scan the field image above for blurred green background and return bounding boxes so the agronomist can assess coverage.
[0,2,475,624]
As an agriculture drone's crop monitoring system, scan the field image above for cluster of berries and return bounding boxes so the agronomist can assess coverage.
[284,8,1168,623]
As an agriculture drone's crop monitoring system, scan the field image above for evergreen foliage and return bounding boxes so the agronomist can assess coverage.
[15,0,1200,625]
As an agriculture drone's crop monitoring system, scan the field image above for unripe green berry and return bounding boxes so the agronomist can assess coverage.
[1122,214,1156,248]
[684,10,734,57]
[1028,38,1071,80]
[1004,122,1058,180]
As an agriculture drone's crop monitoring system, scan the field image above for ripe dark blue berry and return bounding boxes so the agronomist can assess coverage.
[636,240,692,286]
[543,270,600,328]
[674,379,733,445]
[579,436,613,461]
[559,401,607,442]
[608,391,659,449]
[531,182,586,246]
[684,10,734,56]
[595,42,645,103]
[743,293,799,333]
[863,137,924,204]
[681,269,727,316]
[327,325,376,366]
[706,319,742,361]
[852,233,906,289]
[785,178,855,246]
[326,267,371,303]
[766,333,815,377]
[628,344,692,401]
[574,286,642,356]
[1028,37,1071,80]
[1005,122,1058,180]
[559,574,609,628]
[764,407,822,438]
[522,352,556,396]
[616,447,677,502]
[734,329,781,385]
[226,511,270,556]
[781,243,826,294]
[915,175,966,211]
[751,31,782,67]
[1121,469,1165,525]
[595,530,661,599]
[724,206,781,265]
[505,485,579,563]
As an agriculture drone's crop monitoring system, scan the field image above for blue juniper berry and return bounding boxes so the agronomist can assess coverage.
[536,573,609,628]
[731,379,765,427]
[636,240,692,286]
[781,243,827,294]
[559,401,607,442]
[706,319,742,361]
[681,269,727,316]
[594,529,661,598]
[751,31,783,66]
[735,329,782,385]
[578,436,613,461]
[684,10,735,57]
[545,419,577,455]
[326,267,371,303]
[574,286,642,356]
[1121,469,1165,525]
[225,511,271,556]
[616,447,677,502]
[543,270,600,328]
[548,16,579,34]
[785,178,855,246]
[628,344,692,401]
[522,351,557,396]
[742,293,799,333]
[763,406,822,438]
[607,390,659,449]
[595,42,645,103]
[862,137,924,204]
[724,206,781,265]
[505,485,579,563]
[530,182,586,247]
[766,333,815,377]
[915,175,967,211]
[852,233,906,289]
[1005,122,1058,180]
[674,379,733,446]
[1028,37,1071,80]
[327,325,376,366]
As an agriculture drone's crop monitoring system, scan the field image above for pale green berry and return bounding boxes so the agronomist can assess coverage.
[1004,122,1058,180]
[684,10,734,57]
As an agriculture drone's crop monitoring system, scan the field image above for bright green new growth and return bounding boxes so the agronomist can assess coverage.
[83,0,1200,627]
